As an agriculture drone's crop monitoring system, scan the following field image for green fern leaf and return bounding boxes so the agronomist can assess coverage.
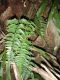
[5,18,36,80]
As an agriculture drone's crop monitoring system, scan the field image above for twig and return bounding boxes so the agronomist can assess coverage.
[32,66,58,80]
[10,62,21,80]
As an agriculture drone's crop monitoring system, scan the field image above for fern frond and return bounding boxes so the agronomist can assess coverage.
[5,18,36,80]
[34,0,47,38]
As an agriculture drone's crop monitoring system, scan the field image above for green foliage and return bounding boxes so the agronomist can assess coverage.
[0,51,6,80]
[0,63,3,80]
[34,0,60,37]
[0,0,60,80]
[34,0,47,37]
[5,18,36,80]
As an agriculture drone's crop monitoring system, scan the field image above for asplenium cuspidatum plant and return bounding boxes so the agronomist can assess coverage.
[5,18,36,80]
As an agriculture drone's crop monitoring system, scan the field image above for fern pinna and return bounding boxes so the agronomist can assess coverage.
[5,18,36,80]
